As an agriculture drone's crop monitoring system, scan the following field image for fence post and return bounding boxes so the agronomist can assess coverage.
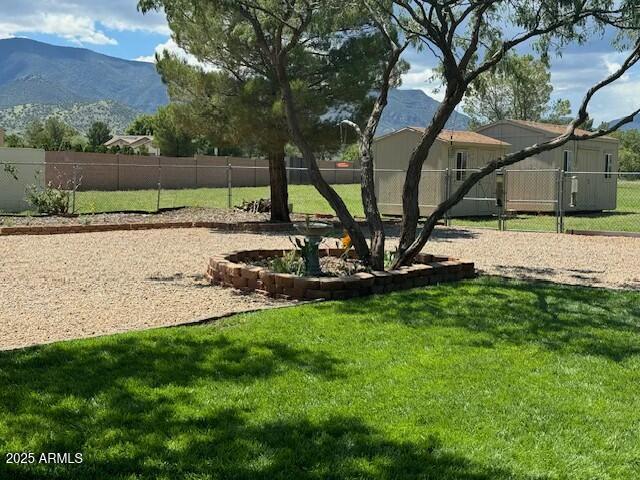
[496,169,506,231]
[227,160,232,209]
[444,168,451,227]
[72,163,77,214]
[556,169,565,233]
[502,169,507,231]
[156,162,162,212]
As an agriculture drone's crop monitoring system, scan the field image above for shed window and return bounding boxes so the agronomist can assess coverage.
[605,153,613,179]
[563,150,573,172]
[456,151,468,181]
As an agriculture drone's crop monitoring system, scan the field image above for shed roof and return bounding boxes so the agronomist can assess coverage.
[478,119,616,141]
[104,135,154,147]
[409,127,510,146]
[375,127,509,146]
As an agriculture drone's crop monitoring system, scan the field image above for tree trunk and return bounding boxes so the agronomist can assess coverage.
[359,143,385,270]
[340,44,406,270]
[268,148,290,222]
[274,56,371,263]
[398,91,464,256]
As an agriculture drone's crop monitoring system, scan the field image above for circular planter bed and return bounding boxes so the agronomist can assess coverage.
[206,249,475,300]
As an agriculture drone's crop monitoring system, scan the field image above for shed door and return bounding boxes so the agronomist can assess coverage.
[576,147,597,209]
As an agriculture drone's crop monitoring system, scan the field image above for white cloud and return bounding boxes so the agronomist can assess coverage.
[550,50,640,122]
[134,54,156,63]
[0,14,116,45]
[588,76,640,123]
[135,38,217,71]
[400,66,445,101]
[0,0,169,44]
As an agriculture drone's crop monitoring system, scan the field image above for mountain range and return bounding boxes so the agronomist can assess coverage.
[609,115,640,131]
[0,38,168,112]
[0,37,471,136]
[377,89,469,135]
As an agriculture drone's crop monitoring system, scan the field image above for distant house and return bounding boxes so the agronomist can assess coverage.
[104,135,159,155]
[0,127,5,147]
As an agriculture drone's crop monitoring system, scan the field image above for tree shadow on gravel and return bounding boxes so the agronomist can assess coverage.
[330,277,640,362]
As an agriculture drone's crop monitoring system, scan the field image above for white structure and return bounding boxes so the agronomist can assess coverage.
[373,127,509,217]
[0,147,45,213]
[476,120,619,212]
[104,135,159,155]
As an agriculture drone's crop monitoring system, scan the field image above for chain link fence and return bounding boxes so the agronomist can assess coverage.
[2,159,640,236]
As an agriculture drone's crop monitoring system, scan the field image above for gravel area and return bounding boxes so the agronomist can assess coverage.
[411,227,640,291]
[0,207,309,227]
[0,230,294,351]
[1,226,639,351]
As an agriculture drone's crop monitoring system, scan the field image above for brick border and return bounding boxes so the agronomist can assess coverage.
[0,217,402,237]
[0,221,295,236]
[205,249,475,300]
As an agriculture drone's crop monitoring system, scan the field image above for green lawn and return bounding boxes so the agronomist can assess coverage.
[1,277,640,479]
[72,181,640,233]
[451,180,640,232]
[75,184,365,217]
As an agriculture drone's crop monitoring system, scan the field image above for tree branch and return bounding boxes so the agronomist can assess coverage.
[393,39,640,267]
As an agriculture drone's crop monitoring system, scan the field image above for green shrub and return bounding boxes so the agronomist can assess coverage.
[25,182,71,215]
[270,251,305,276]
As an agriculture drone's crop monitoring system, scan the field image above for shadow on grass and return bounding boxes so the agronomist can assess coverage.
[1,406,548,480]
[0,332,547,480]
[330,277,640,362]
[564,210,637,219]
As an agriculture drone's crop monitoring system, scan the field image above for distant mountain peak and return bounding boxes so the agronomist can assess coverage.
[0,37,168,113]
[377,89,470,135]
[609,114,640,131]
[0,39,470,137]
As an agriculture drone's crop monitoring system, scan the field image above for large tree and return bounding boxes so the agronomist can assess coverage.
[153,104,196,157]
[462,53,569,127]
[139,0,401,240]
[384,1,640,266]
[154,55,293,222]
[87,121,112,147]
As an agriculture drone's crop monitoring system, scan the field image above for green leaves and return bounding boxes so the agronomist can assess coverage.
[463,53,562,126]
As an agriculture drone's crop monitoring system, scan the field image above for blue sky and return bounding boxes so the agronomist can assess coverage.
[1,0,638,124]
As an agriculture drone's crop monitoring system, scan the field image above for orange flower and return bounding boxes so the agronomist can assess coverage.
[341,231,352,249]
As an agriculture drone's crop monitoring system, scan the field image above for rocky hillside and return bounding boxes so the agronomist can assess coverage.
[0,101,140,135]
[0,38,168,113]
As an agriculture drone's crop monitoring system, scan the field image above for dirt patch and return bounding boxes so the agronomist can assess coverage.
[0,230,295,351]
[0,207,310,227]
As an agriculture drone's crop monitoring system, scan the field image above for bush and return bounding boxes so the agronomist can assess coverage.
[25,182,71,215]
[270,251,305,275]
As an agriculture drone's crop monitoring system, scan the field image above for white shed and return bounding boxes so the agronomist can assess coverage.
[476,120,619,212]
[373,127,509,217]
